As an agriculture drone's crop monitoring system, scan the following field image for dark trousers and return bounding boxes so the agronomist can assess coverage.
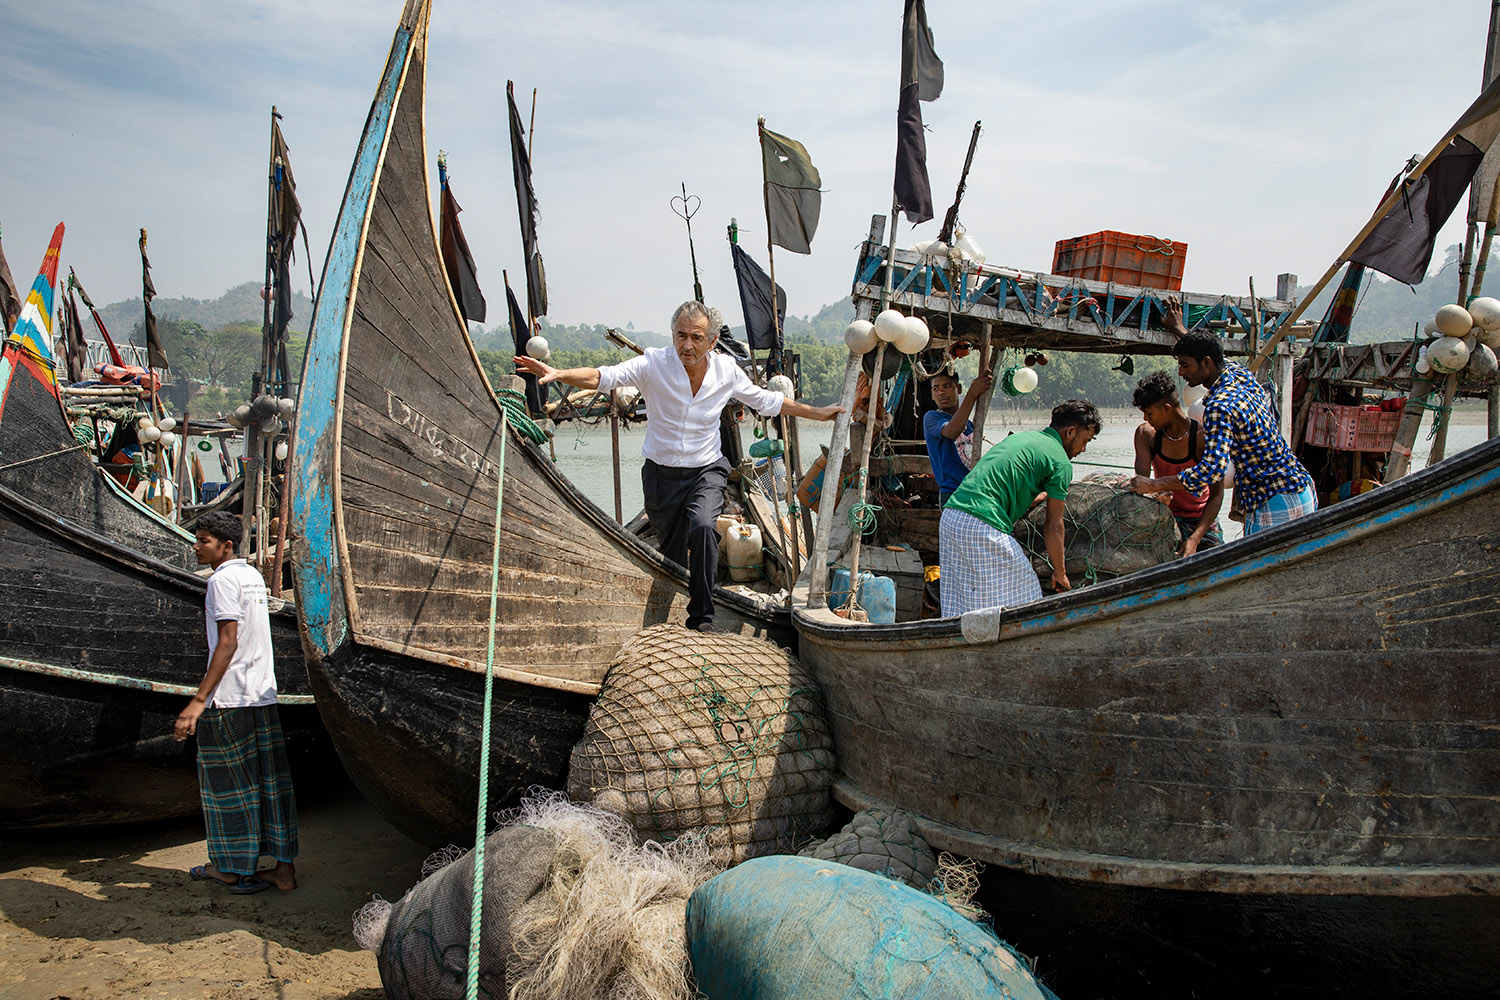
[642,457,729,628]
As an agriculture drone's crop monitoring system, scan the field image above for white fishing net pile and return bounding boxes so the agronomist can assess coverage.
[354,792,718,1000]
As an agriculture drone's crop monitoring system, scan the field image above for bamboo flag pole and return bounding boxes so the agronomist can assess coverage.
[756,117,796,583]
[837,197,903,615]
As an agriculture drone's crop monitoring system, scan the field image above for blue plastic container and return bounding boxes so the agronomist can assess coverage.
[200,481,225,502]
[687,854,1055,1000]
[828,568,897,623]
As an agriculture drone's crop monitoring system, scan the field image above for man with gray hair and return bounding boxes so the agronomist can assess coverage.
[517,301,841,631]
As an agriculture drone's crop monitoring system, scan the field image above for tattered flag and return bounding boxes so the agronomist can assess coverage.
[730,242,787,353]
[761,127,822,254]
[893,0,944,225]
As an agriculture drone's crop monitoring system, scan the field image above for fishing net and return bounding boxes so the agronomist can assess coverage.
[356,792,716,1000]
[567,624,837,866]
[1013,472,1177,585]
[798,807,938,889]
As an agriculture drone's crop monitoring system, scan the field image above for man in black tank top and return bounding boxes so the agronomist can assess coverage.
[1132,371,1224,556]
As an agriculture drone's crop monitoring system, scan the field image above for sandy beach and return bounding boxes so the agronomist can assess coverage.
[0,778,430,1000]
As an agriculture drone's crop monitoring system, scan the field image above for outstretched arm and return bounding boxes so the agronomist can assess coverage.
[515,355,601,390]
[780,398,845,421]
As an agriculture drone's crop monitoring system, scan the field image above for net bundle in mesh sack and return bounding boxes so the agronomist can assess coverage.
[355,792,716,1000]
[567,624,836,866]
[1014,472,1177,585]
[797,807,938,889]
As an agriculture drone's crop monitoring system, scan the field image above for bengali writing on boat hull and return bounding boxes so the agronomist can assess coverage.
[385,388,500,482]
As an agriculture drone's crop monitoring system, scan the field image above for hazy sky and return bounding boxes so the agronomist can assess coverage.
[2,1,1494,333]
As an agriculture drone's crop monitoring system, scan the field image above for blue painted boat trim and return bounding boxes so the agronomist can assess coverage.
[289,22,414,660]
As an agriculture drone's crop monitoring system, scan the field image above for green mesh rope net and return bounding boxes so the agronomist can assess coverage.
[1012,473,1179,586]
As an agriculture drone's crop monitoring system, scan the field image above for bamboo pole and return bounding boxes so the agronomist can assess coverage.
[807,307,870,609]
[271,435,292,598]
[756,117,795,585]
[834,197,903,613]
[175,410,190,523]
[1428,375,1460,465]
[609,389,623,523]
[969,323,995,458]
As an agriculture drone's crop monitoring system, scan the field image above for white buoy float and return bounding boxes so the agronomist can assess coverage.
[767,374,796,397]
[1435,304,1474,337]
[893,316,930,355]
[843,319,877,355]
[274,439,290,461]
[158,431,178,450]
[158,416,176,432]
[139,425,162,443]
[1468,296,1500,331]
[873,308,907,342]
[1423,318,1440,337]
[526,335,551,362]
[1416,343,1432,375]
[1428,335,1471,373]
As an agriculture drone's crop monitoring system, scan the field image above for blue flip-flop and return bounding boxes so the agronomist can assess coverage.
[229,876,272,895]
[188,864,231,884]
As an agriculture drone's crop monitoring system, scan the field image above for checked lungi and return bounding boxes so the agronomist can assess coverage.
[1244,484,1317,536]
[939,507,1043,617]
[197,705,298,876]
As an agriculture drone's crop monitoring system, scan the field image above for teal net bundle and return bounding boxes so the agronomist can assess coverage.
[686,855,1060,1000]
[798,807,938,889]
[567,624,836,866]
[1013,472,1178,585]
[356,792,716,1000]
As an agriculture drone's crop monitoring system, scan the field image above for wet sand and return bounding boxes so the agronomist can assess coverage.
[0,778,430,999]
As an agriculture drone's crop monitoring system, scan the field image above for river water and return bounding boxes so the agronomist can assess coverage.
[549,404,1492,544]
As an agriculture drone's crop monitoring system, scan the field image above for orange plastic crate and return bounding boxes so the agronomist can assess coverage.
[1052,230,1188,290]
[1303,403,1401,453]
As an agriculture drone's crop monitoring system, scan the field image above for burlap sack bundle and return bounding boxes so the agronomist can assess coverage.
[567,624,836,865]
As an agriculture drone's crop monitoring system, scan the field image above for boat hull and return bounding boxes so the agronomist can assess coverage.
[0,485,328,829]
[794,438,1500,996]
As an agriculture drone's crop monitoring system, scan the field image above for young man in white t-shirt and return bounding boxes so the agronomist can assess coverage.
[174,511,298,894]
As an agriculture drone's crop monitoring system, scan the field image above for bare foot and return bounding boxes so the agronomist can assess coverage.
[254,860,297,891]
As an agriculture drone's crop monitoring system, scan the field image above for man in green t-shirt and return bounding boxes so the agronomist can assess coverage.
[940,400,1101,615]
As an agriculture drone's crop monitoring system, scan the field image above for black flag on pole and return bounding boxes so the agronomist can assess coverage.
[138,229,169,371]
[267,116,303,393]
[64,286,88,383]
[508,81,548,321]
[440,163,487,323]
[730,242,786,353]
[893,0,944,225]
[761,127,822,254]
[1347,77,1500,285]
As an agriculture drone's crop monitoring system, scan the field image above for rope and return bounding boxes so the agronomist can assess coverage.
[0,442,90,472]
[466,407,511,1000]
[845,469,881,535]
[496,387,548,444]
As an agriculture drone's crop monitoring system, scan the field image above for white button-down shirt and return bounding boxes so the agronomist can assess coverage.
[596,347,784,468]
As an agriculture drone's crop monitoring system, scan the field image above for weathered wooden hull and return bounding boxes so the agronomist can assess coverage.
[794,437,1500,997]
[290,0,789,846]
[0,481,326,829]
[0,260,329,829]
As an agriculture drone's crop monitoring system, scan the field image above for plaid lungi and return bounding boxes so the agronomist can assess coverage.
[939,507,1043,616]
[1244,484,1317,536]
[197,705,298,875]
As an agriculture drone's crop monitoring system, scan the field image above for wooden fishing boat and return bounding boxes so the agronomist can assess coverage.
[0,227,323,829]
[289,0,791,848]
[793,433,1500,996]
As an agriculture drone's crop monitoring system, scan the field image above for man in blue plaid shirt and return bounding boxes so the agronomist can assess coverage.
[1130,301,1316,535]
